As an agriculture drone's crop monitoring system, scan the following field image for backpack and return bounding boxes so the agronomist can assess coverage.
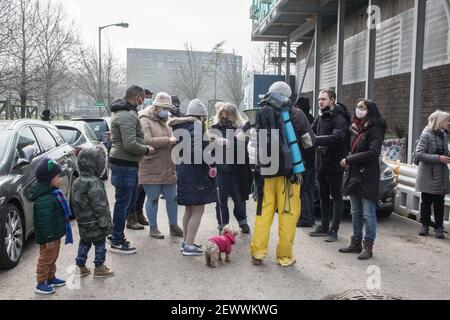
[255,105,293,177]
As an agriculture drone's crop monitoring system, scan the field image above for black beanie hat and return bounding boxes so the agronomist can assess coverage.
[35,158,62,187]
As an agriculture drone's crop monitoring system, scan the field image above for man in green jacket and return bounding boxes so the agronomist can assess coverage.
[109,85,151,254]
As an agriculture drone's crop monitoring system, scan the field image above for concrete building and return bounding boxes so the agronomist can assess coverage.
[250,0,450,163]
[127,48,242,113]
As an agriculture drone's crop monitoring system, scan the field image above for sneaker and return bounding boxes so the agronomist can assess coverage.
[76,266,92,277]
[110,240,137,254]
[182,244,203,256]
[297,220,314,228]
[419,225,429,237]
[35,282,55,295]
[180,241,202,252]
[47,277,66,288]
[94,265,115,278]
[106,235,112,244]
[325,230,338,242]
[309,225,329,237]
[251,257,263,266]
[240,224,251,234]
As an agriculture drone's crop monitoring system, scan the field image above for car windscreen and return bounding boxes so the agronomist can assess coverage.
[85,121,109,134]
[0,131,11,162]
[57,127,82,145]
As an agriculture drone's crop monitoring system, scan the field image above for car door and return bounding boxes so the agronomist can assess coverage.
[31,126,70,195]
[12,126,43,235]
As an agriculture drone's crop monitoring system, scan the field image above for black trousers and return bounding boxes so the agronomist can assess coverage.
[129,184,146,216]
[420,192,445,229]
[317,172,344,233]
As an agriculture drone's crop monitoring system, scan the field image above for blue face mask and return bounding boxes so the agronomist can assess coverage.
[144,99,153,107]
[158,110,169,119]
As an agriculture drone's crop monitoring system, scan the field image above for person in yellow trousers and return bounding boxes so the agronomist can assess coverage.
[251,82,315,267]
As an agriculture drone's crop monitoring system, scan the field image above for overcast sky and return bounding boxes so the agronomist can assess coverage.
[56,0,256,64]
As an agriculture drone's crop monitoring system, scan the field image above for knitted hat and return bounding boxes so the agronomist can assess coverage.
[35,158,62,187]
[187,99,208,117]
[153,92,172,108]
[171,95,180,106]
[269,81,292,99]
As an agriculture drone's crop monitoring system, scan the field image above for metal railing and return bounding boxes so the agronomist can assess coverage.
[250,0,276,30]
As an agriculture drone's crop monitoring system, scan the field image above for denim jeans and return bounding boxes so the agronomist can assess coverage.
[349,195,377,242]
[110,164,138,245]
[215,171,247,228]
[142,183,178,227]
[299,167,316,225]
[75,239,106,268]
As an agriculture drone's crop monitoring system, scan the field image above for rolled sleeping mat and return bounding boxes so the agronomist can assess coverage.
[280,109,305,174]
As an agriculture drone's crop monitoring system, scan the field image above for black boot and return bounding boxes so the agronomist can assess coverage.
[419,225,429,237]
[358,240,374,260]
[339,236,362,254]
[435,227,445,239]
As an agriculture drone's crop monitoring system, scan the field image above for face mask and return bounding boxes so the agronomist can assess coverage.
[144,99,153,107]
[355,109,368,119]
[221,119,233,128]
[158,110,169,119]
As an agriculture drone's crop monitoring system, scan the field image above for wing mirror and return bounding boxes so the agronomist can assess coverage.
[14,145,36,168]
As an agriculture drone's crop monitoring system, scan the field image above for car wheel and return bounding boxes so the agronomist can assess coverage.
[377,209,393,218]
[0,204,24,270]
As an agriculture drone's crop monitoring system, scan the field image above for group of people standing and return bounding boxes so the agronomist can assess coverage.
[31,81,449,294]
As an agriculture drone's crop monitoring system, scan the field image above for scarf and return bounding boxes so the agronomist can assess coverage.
[350,120,367,154]
[51,190,74,245]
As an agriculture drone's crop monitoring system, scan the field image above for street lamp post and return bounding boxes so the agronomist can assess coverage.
[98,22,129,114]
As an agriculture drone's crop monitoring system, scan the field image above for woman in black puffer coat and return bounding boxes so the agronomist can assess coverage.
[339,99,386,260]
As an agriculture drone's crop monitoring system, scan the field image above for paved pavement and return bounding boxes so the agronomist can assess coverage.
[1,180,450,300]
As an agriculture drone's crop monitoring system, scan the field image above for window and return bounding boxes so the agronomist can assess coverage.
[83,124,99,141]
[57,127,82,145]
[17,127,41,157]
[47,128,65,146]
[33,127,58,153]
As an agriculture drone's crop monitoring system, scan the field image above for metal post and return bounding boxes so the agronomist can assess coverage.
[407,0,426,164]
[98,27,103,116]
[336,0,346,101]
[278,41,283,75]
[365,0,377,100]
[313,14,322,117]
[285,36,291,84]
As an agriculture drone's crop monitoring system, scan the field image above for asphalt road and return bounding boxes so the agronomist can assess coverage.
[1,180,449,300]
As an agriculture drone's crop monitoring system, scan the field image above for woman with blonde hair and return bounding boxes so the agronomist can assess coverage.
[415,110,450,239]
[211,103,252,233]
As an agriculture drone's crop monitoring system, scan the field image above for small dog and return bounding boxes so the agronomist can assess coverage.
[204,225,238,268]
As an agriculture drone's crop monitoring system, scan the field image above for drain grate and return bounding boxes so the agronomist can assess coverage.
[323,289,405,300]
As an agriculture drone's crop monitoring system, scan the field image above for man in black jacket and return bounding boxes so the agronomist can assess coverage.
[309,89,351,242]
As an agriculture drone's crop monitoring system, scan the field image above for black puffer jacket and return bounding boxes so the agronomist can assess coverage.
[342,120,386,202]
[312,103,351,174]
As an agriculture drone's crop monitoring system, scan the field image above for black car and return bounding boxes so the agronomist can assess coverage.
[71,118,112,152]
[55,121,108,180]
[314,160,397,218]
[0,120,78,269]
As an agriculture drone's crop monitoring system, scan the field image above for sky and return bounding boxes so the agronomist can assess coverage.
[55,0,256,65]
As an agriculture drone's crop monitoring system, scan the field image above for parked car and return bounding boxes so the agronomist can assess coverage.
[247,129,396,218]
[71,118,112,152]
[54,121,108,179]
[0,120,78,270]
[312,160,396,218]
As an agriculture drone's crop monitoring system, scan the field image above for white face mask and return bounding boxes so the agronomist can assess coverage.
[355,109,368,119]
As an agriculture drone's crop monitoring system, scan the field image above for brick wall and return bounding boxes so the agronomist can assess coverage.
[298,63,450,138]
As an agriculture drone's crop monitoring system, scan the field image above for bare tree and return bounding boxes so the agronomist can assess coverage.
[35,0,78,116]
[249,42,277,75]
[7,0,42,117]
[0,0,15,93]
[221,52,246,109]
[173,42,206,101]
[103,38,125,106]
